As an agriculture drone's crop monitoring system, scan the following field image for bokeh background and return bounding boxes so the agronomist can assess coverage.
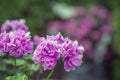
[0,0,120,80]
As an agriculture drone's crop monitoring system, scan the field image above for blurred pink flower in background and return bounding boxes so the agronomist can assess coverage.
[64,19,77,36]
[74,17,97,40]
[101,24,112,34]
[91,6,110,20]
[81,40,95,59]
[33,35,40,46]
[90,31,101,41]
[48,21,63,31]
[47,5,112,60]
[75,7,86,17]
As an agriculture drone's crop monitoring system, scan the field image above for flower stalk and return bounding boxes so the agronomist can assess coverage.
[36,65,42,80]
[46,67,55,80]
[13,58,16,74]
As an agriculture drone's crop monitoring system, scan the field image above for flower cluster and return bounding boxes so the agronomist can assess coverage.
[48,6,112,59]
[0,19,33,57]
[33,33,84,71]
[1,19,28,32]
[62,39,84,71]
[0,19,85,74]
[9,30,33,57]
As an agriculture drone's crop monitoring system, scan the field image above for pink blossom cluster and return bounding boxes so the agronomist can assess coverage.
[0,19,85,72]
[47,6,112,59]
[33,33,84,71]
[0,19,33,57]
[1,19,28,32]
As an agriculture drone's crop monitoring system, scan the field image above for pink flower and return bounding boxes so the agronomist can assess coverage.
[48,21,63,31]
[33,35,40,46]
[62,40,84,72]
[64,19,77,36]
[0,30,33,57]
[33,33,84,71]
[75,7,86,17]
[91,6,110,20]
[1,19,28,32]
[101,24,112,34]
[90,31,101,41]
[33,36,60,70]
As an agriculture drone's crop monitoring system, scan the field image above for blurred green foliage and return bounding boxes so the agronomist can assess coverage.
[113,58,120,80]
[5,73,28,80]
[0,0,110,34]
[0,0,55,34]
[111,2,120,80]
[0,54,40,80]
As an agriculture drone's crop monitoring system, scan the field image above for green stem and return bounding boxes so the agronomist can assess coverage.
[46,68,55,80]
[36,65,43,80]
[13,58,16,74]
[36,70,40,80]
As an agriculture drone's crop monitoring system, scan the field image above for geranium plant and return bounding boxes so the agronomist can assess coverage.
[0,19,84,80]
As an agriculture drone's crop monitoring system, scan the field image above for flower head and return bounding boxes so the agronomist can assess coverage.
[33,36,60,70]
[0,30,33,57]
[61,39,84,72]
[1,19,28,32]
[33,33,84,71]
[8,30,33,57]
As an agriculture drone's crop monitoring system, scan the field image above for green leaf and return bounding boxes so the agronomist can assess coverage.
[28,64,40,71]
[5,73,28,80]
[23,54,33,60]
[16,59,27,66]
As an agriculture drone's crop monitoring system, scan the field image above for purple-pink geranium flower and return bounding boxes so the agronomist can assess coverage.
[33,33,84,71]
[33,36,60,70]
[1,19,28,32]
[9,30,33,57]
[61,39,84,72]
[0,30,33,57]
